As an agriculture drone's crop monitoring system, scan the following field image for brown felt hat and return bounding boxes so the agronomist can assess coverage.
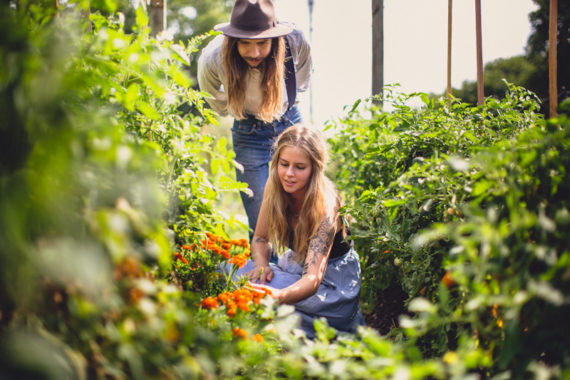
[214,0,293,39]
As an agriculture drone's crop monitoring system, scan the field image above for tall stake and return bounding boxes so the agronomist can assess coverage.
[475,0,484,106]
[308,0,314,122]
[372,0,384,106]
[446,0,453,100]
[150,0,167,37]
[548,0,558,118]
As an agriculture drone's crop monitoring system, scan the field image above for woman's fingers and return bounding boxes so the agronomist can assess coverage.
[245,268,260,282]
[259,267,273,284]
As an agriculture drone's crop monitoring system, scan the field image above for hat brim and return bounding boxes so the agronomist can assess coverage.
[214,21,293,39]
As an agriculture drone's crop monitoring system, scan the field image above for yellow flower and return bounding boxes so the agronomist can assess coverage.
[443,351,459,364]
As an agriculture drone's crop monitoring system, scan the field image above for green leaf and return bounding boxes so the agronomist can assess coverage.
[124,83,140,112]
[471,180,493,197]
[136,101,160,120]
[383,199,407,208]
[135,5,149,29]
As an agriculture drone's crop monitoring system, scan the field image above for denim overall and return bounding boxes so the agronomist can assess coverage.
[226,248,365,338]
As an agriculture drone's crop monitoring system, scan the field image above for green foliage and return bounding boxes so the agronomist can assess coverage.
[453,55,542,105]
[328,86,569,377]
[412,105,570,377]
[0,1,245,377]
[328,84,542,300]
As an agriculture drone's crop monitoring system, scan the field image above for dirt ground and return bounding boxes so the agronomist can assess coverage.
[362,283,408,335]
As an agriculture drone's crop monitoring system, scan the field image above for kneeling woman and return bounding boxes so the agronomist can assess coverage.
[234,123,364,337]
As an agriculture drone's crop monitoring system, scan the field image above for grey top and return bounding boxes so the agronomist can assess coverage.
[197,28,312,120]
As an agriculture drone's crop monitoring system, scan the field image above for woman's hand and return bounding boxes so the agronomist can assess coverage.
[244,264,274,284]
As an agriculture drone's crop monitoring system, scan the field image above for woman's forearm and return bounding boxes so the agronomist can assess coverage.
[251,236,271,265]
[277,275,321,305]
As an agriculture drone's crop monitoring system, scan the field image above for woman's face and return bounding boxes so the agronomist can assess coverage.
[237,38,272,67]
[277,146,313,200]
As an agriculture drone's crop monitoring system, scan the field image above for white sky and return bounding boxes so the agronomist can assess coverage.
[274,0,538,126]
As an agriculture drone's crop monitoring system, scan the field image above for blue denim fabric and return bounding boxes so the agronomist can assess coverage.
[225,248,365,338]
[231,106,302,245]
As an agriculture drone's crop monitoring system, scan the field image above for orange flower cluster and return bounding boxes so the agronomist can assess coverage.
[232,327,247,339]
[228,253,248,268]
[231,328,263,342]
[200,287,272,317]
[201,296,218,310]
[173,252,189,265]
[200,232,250,262]
[174,233,249,269]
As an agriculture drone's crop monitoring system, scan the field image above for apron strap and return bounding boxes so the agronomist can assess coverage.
[284,37,297,109]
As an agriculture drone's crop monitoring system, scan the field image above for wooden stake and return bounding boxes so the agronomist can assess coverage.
[150,0,166,37]
[475,0,484,106]
[447,0,453,100]
[372,0,384,106]
[549,0,558,118]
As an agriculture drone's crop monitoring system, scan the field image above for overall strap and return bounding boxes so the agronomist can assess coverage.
[284,37,297,109]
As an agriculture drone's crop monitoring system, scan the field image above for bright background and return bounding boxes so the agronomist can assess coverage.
[274,0,538,126]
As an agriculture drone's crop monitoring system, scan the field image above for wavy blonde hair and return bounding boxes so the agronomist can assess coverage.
[221,36,286,123]
[264,124,344,262]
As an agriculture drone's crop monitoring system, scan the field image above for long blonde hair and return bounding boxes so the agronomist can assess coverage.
[221,36,286,123]
[265,124,343,261]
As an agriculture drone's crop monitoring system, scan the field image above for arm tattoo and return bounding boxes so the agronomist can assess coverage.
[254,236,270,260]
[307,218,334,268]
[302,261,309,275]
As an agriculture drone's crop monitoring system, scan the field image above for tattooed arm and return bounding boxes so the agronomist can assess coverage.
[263,215,336,305]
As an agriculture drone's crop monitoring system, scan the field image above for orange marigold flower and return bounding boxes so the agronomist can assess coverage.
[174,252,189,265]
[253,333,263,342]
[383,250,390,254]
[232,327,248,339]
[237,300,250,312]
[220,249,231,259]
[191,262,201,270]
[229,254,248,268]
[491,304,499,319]
[221,243,231,250]
[201,296,219,310]
[181,244,195,251]
[129,287,144,304]
[441,270,457,289]
[234,288,253,299]
[227,306,236,317]
[217,292,231,305]
[205,232,218,242]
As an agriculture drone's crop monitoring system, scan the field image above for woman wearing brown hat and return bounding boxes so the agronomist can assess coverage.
[198,0,312,250]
